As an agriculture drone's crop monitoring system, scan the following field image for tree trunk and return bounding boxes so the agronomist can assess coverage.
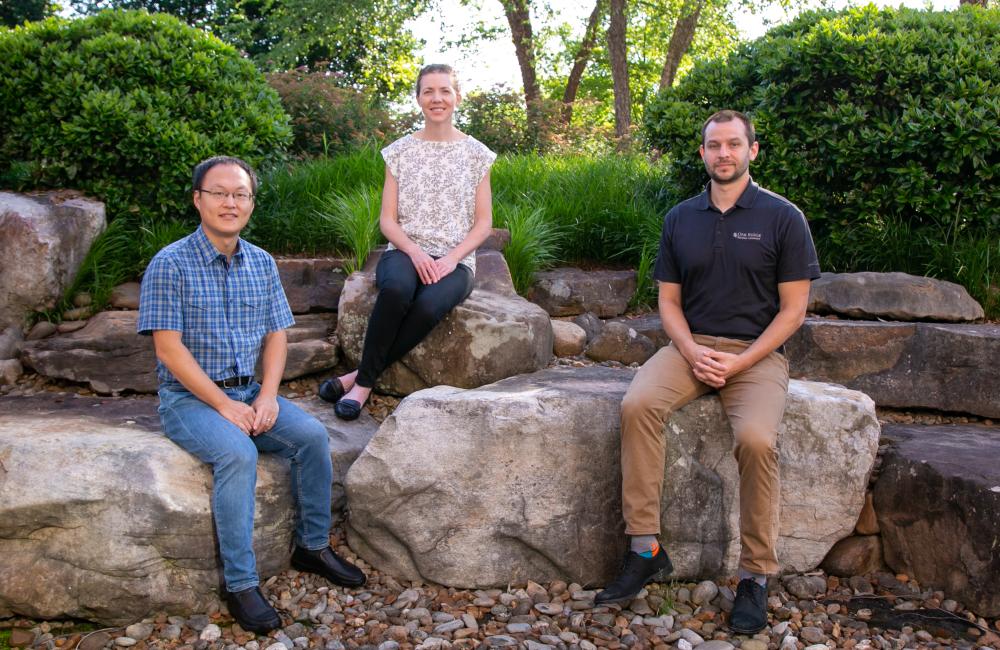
[607,0,631,148]
[659,0,703,90]
[500,0,541,126]
[959,0,987,6]
[561,0,606,124]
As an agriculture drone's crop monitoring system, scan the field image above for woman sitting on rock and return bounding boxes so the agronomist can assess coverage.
[320,63,496,420]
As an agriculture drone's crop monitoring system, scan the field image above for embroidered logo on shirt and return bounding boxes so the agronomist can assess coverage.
[732,231,762,241]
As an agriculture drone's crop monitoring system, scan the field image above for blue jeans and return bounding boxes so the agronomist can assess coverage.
[157,382,333,592]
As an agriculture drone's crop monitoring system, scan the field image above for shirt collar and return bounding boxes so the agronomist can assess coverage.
[696,177,761,212]
[191,225,243,266]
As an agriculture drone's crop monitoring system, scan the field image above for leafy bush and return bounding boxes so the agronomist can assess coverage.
[0,10,291,226]
[267,68,396,158]
[644,6,1000,314]
[494,204,564,294]
[456,87,535,154]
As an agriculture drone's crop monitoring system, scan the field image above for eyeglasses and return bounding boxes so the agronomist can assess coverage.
[196,189,254,204]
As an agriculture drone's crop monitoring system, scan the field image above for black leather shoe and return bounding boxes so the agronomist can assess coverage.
[226,586,281,634]
[318,377,345,404]
[334,398,362,421]
[291,545,367,587]
[594,548,673,605]
[729,578,768,634]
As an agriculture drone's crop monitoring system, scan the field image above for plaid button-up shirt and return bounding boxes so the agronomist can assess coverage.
[137,225,295,386]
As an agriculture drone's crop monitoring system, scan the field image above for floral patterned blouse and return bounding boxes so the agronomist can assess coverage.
[381,134,496,274]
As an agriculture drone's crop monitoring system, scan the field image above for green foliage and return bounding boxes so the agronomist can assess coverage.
[244,147,384,254]
[1,0,58,27]
[457,87,534,154]
[267,69,395,158]
[0,10,292,228]
[494,204,564,294]
[317,186,384,274]
[644,5,1000,315]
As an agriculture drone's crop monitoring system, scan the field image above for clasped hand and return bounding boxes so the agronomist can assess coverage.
[688,345,745,388]
[408,249,456,284]
[217,395,279,436]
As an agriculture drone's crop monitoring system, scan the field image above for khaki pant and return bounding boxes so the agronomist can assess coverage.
[620,334,788,575]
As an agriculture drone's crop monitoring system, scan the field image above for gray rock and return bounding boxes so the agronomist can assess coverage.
[0,394,376,624]
[345,367,879,587]
[124,623,154,641]
[0,192,106,328]
[56,320,88,334]
[786,318,1000,418]
[551,320,587,357]
[585,321,656,365]
[0,359,22,385]
[610,313,670,349]
[572,312,604,342]
[480,228,511,252]
[698,642,734,650]
[337,249,552,396]
[505,622,532,633]
[799,627,825,644]
[275,258,347,315]
[781,575,827,600]
[528,268,637,317]
[26,321,57,341]
[821,534,883,577]
[874,424,1000,616]
[432,619,463,634]
[691,580,718,605]
[809,271,984,322]
[109,282,141,310]
[0,326,23,359]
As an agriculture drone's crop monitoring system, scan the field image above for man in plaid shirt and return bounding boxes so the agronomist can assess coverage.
[138,156,365,633]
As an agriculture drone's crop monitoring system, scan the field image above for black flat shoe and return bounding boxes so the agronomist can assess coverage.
[729,578,768,634]
[334,398,362,421]
[226,586,281,634]
[291,545,367,587]
[318,377,346,404]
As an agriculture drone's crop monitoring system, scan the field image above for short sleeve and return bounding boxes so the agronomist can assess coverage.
[381,141,402,179]
[652,208,681,283]
[776,207,821,282]
[264,255,295,332]
[473,140,497,183]
[137,253,183,335]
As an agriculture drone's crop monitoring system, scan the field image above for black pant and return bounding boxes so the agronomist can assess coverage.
[356,249,474,388]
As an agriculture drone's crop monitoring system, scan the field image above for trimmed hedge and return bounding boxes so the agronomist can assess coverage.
[0,10,292,224]
[644,6,999,311]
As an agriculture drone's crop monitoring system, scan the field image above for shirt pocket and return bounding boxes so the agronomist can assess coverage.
[183,293,218,331]
[235,293,268,336]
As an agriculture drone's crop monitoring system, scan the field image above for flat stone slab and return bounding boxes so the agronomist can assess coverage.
[809,272,984,322]
[345,367,878,588]
[338,249,552,396]
[0,394,376,624]
[528,268,637,317]
[21,312,338,394]
[276,257,347,314]
[786,318,1000,418]
[874,424,1000,617]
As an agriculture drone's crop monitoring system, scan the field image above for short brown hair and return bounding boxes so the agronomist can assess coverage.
[701,110,756,145]
[416,64,460,97]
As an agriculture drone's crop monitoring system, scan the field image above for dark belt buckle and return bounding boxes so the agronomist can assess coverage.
[218,376,250,388]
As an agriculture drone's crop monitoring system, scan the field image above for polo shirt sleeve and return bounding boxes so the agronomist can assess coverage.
[265,255,295,333]
[652,208,682,283]
[776,206,822,282]
[137,253,183,335]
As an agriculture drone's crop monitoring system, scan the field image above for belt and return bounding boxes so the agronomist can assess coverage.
[214,375,255,388]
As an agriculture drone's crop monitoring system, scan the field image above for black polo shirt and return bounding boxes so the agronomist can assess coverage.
[653,179,820,340]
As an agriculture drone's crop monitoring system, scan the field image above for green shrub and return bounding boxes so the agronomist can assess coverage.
[494,204,564,294]
[456,87,535,154]
[316,186,384,275]
[0,10,291,227]
[644,5,1000,314]
[267,68,396,158]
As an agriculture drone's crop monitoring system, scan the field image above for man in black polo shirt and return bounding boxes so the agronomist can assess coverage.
[595,110,820,634]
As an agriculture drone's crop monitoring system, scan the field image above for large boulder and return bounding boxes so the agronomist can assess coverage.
[345,367,879,588]
[0,394,377,625]
[786,318,1000,418]
[276,257,347,314]
[0,192,106,327]
[337,249,552,396]
[22,312,339,394]
[874,424,1000,617]
[585,320,657,365]
[809,272,984,322]
[0,192,106,328]
[528,268,637,317]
